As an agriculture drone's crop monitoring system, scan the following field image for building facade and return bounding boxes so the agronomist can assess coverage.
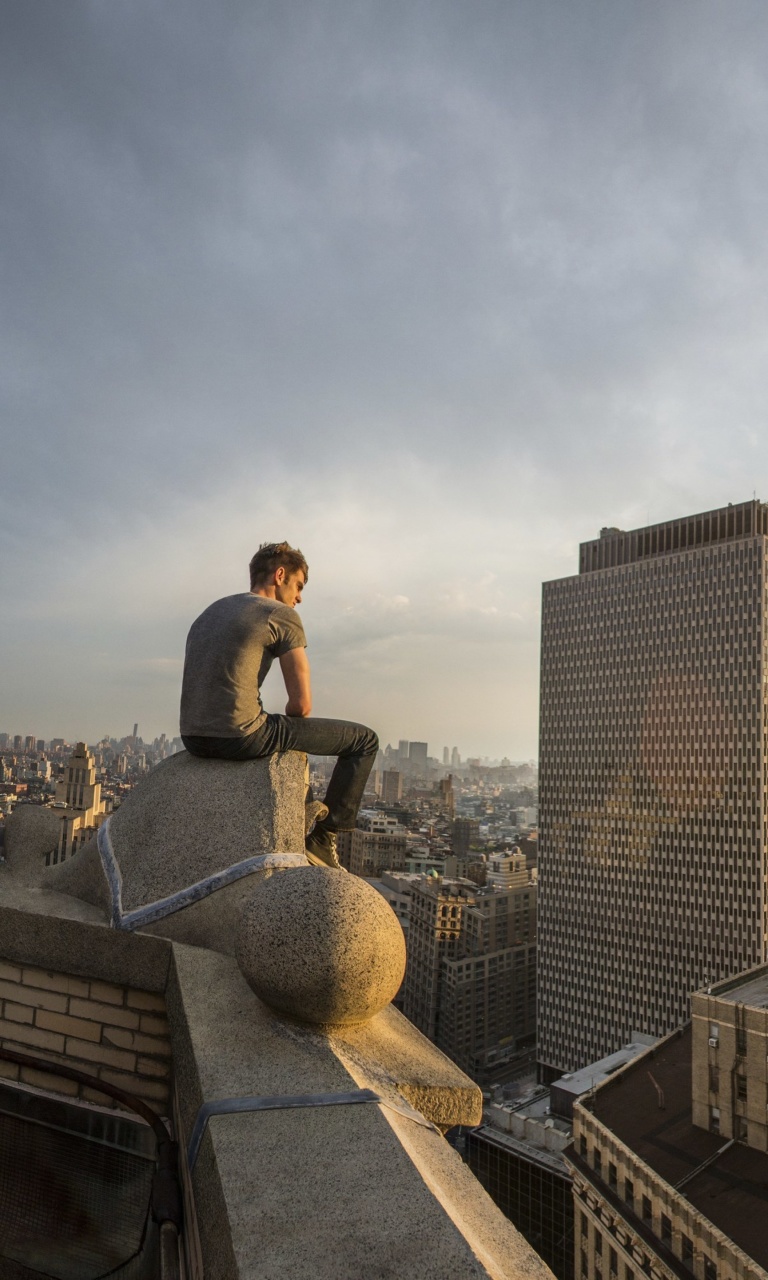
[403,861,537,1078]
[50,742,108,864]
[569,977,768,1280]
[539,501,768,1076]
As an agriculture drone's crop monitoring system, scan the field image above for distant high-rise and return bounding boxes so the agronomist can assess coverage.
[408,742,428,767]
[51,742,108,864]
[381,770,403,804]
[539,500,768,1077]
[443,747,450,766]
[403,859,537,1078]
[451,747,460,768]
[453,818,480,856]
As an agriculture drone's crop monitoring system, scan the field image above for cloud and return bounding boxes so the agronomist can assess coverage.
[3,0,768,754]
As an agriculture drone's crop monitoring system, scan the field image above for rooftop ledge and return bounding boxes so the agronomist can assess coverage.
[0,754,554,1280]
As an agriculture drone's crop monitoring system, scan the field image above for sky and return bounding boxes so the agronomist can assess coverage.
[3,1,768,759]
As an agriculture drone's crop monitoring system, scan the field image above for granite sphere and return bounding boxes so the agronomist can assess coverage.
[236,867,406,1026]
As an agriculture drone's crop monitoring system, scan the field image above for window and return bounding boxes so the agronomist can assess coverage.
[737,1115,748,1141]
[594,1148,602,1176]
[710,1106,720,1135]
[641,1196,652,1224]
[736,1075,747,1101]
[582,1251,589,1277]
[580,1134,588,1157]
[736,1026,747,1055]
[624,1178,634,1208]
[703,1258,716,1280]
[608,1162,618,1190]
[581,1212,589,1238]
[609,1248,618,1277]
[625,1269,634,1280]
[708,1023,719,1042]
[681,1236,693,1269]
[595,1231,603,1257]
[708,1064,719,1091]
[660,1215,672,1245]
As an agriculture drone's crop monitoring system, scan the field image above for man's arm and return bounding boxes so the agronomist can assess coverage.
[279,647,312,717]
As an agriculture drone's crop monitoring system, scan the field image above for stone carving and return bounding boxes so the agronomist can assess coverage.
[1,752,406,1029]
[4,752,308,955]
[236,866,407,1025]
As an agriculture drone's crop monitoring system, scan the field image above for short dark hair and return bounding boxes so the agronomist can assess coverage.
[249,541,309,590]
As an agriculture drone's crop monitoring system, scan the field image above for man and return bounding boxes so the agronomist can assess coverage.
[180,541,379,868]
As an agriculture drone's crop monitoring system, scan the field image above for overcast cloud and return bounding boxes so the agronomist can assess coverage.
[3,0,768,757]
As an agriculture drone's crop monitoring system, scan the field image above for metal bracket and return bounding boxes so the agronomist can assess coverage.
[187,1088,438,1169]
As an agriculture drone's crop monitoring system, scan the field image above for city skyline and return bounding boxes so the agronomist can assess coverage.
[0,724,534,770]
[5,3,768,756]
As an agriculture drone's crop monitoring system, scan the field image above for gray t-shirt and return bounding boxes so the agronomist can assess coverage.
[179,593,307,737]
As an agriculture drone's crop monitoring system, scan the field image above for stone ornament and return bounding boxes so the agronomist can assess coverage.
[236,866,406,1026]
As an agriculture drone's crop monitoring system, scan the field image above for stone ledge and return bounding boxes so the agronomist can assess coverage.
[0,871,553,1279]
[167,944,553,1279]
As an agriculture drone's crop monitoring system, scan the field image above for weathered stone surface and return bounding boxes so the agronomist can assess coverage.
[41,750,308,953]
[330,1004,483,1129]
[236,866,407,1025]
[168,944,554,1280]
[2,806,61,883]
[0,881,553,1279]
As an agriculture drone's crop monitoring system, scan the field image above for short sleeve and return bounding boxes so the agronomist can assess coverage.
[270,606,307,657]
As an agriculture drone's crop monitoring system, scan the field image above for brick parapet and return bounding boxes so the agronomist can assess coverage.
[0,958,170,1111]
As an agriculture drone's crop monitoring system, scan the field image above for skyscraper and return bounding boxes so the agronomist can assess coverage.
[539,500,768,1077]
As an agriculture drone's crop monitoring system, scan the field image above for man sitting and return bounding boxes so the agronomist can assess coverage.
[180,541,378,868]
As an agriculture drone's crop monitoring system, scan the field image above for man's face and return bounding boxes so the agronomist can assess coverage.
[275,569,305,608]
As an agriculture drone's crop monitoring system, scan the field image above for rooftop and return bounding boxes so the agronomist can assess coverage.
[705,967,768,1008]
[576,499,768,574]
[586,1025,768,1272]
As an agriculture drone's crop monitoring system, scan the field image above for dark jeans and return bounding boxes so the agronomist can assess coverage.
[182,715,378,832]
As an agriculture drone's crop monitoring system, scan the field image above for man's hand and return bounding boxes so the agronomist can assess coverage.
[279,647,312,717]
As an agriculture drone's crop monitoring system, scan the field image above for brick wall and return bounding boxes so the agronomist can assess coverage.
[0,959,171,1113]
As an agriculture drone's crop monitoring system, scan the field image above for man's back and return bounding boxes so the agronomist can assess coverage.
[180,593,306,738]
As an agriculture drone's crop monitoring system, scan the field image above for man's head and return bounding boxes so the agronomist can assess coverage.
[249,541,308,608]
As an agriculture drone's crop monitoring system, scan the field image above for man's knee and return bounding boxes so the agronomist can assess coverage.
[363,727,379,756]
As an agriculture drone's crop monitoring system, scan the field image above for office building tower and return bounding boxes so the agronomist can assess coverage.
[539,500,768,1077]
[13,737,22,752]
[438,775,455,819]
[451,747,460,768]
[24,736,35,753]
[409,742,428,767]
[382,770,403,804]
[443,747,450,766]
[50,742,108,864]
[36,739,45,754]
[337,811,407,878]
[453,818,480,856]
[403,878,475,1042]
[398,740,410,762]
[403,863,537,1079]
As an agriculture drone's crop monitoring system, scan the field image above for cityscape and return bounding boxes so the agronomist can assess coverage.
[4,498,768,1280]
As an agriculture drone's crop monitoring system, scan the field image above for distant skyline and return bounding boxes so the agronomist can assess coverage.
[4,2,768,757]
[0,721,533,768]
